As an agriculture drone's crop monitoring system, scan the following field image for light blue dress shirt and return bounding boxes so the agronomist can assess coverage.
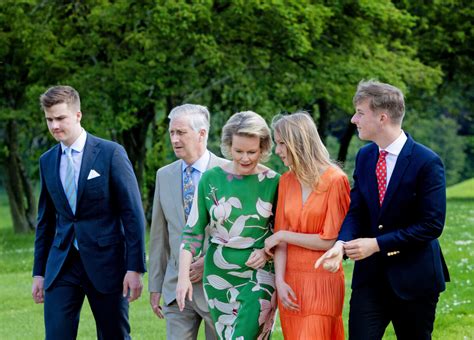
[60,129,87,192]
[181,150,211,192]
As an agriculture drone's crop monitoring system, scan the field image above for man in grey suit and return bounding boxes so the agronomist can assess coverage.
[149,104,226,339]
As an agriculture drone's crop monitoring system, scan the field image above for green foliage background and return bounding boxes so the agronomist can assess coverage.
[1,1,472,230]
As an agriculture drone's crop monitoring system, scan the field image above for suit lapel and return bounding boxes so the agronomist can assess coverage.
[366,145,381,212]
[167,161,186,225]
[51,144,74,215]
[379,137,414,215]
[168,152,221,226]
[76,134,100,206]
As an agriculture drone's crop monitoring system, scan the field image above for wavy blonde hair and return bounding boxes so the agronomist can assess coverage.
[272,112,334,189]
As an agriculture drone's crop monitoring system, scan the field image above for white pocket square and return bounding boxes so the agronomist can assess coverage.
[87,169,100,180]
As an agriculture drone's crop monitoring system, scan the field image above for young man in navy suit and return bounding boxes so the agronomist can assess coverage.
[32,85,146,339]
[317,80,449,339]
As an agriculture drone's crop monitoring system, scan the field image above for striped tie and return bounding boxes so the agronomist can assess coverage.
[64,147,77,214]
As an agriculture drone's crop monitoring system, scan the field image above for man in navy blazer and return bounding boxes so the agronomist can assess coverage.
[317,80,449,339]
[32,85,146,339]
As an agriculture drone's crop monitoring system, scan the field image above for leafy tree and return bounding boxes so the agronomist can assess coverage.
[1,0,469,232]
[395,0,474,182]
[405,116,466,185]
[0,0,59,233]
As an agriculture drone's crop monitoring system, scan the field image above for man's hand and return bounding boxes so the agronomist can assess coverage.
[32,277,45,304]
[123,271,143,303]
[189,257,204,283]
[264,231,283,256]
[344,238,380,261]
[276,281,300,312]
[315,241,344,272]
[245,249,268,269]
[149,292,164,318]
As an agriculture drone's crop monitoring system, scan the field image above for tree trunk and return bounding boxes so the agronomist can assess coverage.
[119,104,155,191]
[337,122,356,166]
[316,98,329,144]
[143,112,170,222]
[3,120,36,233]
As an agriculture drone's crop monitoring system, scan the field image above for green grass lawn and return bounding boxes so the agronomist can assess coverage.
[0,179,472,339]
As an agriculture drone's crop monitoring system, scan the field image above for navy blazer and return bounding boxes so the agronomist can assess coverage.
[33,133,146,294]
[339,134,449,300]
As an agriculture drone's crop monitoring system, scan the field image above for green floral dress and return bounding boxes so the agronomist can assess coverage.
[181,167,280,340]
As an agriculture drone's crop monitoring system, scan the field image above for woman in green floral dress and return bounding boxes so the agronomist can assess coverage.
[177,111,279,340]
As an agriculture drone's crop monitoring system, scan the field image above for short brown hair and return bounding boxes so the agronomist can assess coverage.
[40,85,81,112]
[353,80,405,124]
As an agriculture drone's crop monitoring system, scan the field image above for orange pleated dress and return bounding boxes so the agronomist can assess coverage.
[275,167,351,340]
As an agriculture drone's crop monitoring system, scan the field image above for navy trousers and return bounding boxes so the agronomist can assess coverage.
[348,274,439,340]
[44,246,130,340]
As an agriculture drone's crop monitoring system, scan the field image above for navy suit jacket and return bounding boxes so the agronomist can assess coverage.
[339,134,449,300]
[33,133,146,294]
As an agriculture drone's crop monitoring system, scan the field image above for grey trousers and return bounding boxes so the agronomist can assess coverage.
[162,299,216,340]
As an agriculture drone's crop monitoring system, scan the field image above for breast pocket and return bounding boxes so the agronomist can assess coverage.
[84,177,106,201]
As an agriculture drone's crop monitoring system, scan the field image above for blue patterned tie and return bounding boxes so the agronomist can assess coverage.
[183,166,195,221]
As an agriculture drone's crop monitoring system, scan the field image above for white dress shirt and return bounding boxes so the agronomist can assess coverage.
[380,131,408,187]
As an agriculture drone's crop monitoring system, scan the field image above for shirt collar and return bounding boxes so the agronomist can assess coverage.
[61,129,87,154]
[380,130,407,156]
[182,150,210,173]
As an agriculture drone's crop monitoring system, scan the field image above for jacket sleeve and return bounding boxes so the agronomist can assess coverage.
[32,159,56,277]
[110,145,147,273]
[338,150,366,242]
[148,170,170,293]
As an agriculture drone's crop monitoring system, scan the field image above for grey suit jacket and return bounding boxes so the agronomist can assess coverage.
[148,151,227,311]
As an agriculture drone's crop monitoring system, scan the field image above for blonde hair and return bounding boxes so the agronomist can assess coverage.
[221,111,273,162]
[272,112,334,188]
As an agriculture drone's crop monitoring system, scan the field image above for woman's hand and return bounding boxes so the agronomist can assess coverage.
[245,249,269,269]
[315,241,344,272]
[176,275,193,311]
[276,280,300,312]
[264,231,284,256]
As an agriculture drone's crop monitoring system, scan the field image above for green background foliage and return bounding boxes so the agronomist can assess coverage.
[1,1,472,230]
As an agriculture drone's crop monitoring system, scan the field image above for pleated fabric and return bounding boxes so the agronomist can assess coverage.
[275,168,350,340]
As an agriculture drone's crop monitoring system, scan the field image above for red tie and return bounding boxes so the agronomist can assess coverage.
[376,150,389,205]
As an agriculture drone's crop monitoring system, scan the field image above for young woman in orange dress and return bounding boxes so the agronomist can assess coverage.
[265,112,351,339]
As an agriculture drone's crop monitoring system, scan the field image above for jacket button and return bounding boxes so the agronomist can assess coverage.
[378,224,383,230]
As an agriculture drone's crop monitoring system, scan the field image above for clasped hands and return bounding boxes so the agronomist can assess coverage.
[315,238,380,272]
[176,249,269,311]
[263,231,284,256]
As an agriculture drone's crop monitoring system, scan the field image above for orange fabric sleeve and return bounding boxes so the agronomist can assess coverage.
[320,173,351,240]
[275,172,289,232]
